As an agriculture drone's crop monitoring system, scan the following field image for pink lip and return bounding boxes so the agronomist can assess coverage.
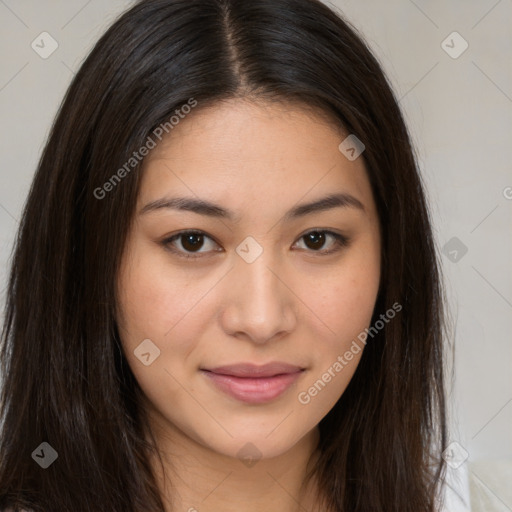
[201,363,305,404]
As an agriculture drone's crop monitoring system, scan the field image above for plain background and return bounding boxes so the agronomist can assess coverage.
[0,1,511,510]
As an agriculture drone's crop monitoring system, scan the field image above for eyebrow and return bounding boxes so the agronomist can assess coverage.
[138,192,365,221]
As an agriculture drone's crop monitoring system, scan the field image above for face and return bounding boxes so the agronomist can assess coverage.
[116,99,381,461]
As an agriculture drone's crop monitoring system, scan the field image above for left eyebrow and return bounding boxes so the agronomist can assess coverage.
[283,192,365,222]
[138,192,365,221]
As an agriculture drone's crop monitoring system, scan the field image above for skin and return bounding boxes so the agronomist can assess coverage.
[116,98,381,512]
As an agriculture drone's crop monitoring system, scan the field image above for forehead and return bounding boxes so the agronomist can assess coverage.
[147,99,344,165]
[138,99,374,219]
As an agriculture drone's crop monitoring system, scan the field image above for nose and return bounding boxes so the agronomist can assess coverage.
[219,251,297,345]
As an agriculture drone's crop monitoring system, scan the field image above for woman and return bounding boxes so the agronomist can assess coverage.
[0,0,447,510]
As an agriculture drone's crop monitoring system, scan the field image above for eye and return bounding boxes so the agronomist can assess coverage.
[161,229,350,260]
[161,230,221,259]
[294,230,350,255]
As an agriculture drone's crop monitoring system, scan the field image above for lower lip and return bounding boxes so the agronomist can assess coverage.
[201,370,304,404]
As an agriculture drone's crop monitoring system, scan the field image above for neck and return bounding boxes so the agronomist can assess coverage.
[144,406,323,512]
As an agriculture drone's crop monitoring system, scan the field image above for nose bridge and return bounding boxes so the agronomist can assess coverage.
[221,244,296,342]
[241,251,280,308]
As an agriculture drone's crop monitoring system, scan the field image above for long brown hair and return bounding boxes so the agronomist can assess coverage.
[0,0,447,510]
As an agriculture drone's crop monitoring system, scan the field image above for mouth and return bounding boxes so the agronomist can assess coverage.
[200,362,306,404]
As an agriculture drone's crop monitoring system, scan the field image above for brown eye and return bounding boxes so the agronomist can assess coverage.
[162,230,220,259]
[180,233,205,252]
[162,229,349,260]
[303,231,327,250]
[295,230,350,254]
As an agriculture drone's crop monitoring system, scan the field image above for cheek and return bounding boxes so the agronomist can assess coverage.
[311,251,380,345]
[294,258,378,414]
[117,257,203,408]
[118,252,209,346]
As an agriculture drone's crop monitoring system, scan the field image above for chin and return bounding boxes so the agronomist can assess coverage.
[195,425,313,463]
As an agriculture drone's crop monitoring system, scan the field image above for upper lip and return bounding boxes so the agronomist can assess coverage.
[203,362,305,378]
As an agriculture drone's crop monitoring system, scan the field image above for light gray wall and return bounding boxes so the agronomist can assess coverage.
[327,2,512,509]
[1,1,510,509]
[329,0,512,451]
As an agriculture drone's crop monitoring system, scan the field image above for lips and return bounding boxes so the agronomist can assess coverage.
[200,362,305,404]
[205,362,304,378]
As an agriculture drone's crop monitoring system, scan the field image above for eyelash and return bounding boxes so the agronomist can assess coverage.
[160,229,350,260]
